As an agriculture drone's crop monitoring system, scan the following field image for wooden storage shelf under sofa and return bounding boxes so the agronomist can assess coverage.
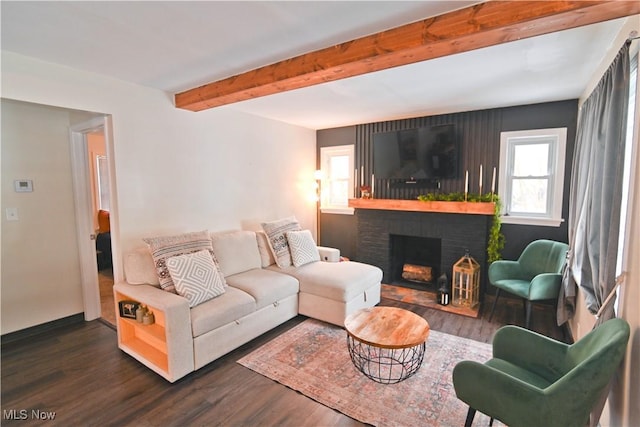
[115,291,169,375]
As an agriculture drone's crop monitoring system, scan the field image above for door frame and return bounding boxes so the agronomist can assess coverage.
[69,116,115,321]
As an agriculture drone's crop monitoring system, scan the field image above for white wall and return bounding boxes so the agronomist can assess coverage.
[1,100,85,333]
[1,51,317,334]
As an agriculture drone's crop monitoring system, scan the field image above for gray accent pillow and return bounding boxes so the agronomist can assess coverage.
[143,230,218,293]
[261,216,301,268]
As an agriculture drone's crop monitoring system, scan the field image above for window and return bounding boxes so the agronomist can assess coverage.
[616,51,638,278]
[498,128,567,226]
[319,145,355,214]
[96,155,110,211]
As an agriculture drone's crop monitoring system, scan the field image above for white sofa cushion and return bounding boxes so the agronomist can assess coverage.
[261,216,301,268]
[256,231,276,267]
[190,286,256,338]
[286,230,320,267]
[225,268,299,310]
[271,261,382,302]
[166,250,226,307]
[123,247,160,285]
[211,230,262,277]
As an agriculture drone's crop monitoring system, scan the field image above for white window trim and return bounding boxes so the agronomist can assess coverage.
[498,128,567,227]
[319,145,355,215]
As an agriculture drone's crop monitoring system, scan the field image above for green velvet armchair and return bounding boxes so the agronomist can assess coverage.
[488,239,569,329]
[452,318,630,427]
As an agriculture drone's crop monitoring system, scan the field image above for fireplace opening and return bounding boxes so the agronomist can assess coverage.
[390,235,442,290]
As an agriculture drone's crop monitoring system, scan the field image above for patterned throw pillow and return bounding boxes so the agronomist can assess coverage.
[143,230,219,293]
[286,229,320,267]
[166,250,226,307]
[261,216,301,268]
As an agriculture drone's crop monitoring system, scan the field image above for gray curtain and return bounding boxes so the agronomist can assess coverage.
[557,43,630,326]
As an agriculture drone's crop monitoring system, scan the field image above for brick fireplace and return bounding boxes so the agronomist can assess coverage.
[351,200,493,298]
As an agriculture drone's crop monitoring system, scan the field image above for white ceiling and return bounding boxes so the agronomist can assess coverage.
[0,1,629,130]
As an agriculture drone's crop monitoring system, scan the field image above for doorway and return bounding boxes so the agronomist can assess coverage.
[87,130,115,327]
[69,116,117,327]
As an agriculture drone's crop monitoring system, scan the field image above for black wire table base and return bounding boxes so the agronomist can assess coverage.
[346,334,426,384]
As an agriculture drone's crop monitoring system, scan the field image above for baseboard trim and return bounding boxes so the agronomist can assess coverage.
[1,313,85,346]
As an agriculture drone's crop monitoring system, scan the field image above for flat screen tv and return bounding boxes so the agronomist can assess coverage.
[373,124,458,183]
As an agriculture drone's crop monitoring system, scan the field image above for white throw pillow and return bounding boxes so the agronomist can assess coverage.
[286,229,320,267]
[261,216,301,268]
[166,250,226,307]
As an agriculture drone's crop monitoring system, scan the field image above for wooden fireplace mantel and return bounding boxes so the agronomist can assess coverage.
[348,199,495,215]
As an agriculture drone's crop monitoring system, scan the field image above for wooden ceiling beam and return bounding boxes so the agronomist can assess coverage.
[175,1,640,112]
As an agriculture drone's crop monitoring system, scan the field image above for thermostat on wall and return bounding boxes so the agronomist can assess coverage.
[14,179,33,192]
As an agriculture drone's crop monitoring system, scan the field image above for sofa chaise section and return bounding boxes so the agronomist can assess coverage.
[271,260,382,326]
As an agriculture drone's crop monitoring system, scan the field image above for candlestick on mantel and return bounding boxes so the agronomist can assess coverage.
[371,174,375,198]
[361,166,364,186]
[491,167,496,195]
[464,170,469,201]
[479,164,483,195]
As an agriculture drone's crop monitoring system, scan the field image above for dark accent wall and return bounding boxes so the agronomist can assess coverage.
[317,100,578,264]
[356,109,503,199]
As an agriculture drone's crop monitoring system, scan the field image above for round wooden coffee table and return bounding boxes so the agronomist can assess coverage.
[344,306,430,384]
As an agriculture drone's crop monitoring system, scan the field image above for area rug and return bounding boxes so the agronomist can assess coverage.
[238,318,498,426]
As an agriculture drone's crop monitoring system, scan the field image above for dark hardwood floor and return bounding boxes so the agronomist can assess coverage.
[1,296,565,426]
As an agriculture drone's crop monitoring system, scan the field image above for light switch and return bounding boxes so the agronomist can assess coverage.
[6,208,19,221]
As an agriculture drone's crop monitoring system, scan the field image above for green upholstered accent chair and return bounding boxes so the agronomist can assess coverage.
[453,318,630,427]
[488,239,569,329]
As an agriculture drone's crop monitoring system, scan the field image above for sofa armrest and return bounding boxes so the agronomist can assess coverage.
[113,282,194,382]
[318,246,340,262]
[492,325,570,381]
[488,260,527,283]
[529,273,563,300]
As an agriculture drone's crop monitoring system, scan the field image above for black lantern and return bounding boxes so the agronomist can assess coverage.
[437,273,450,306]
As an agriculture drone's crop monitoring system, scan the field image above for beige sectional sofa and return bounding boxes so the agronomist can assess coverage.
[113,229,382,382]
